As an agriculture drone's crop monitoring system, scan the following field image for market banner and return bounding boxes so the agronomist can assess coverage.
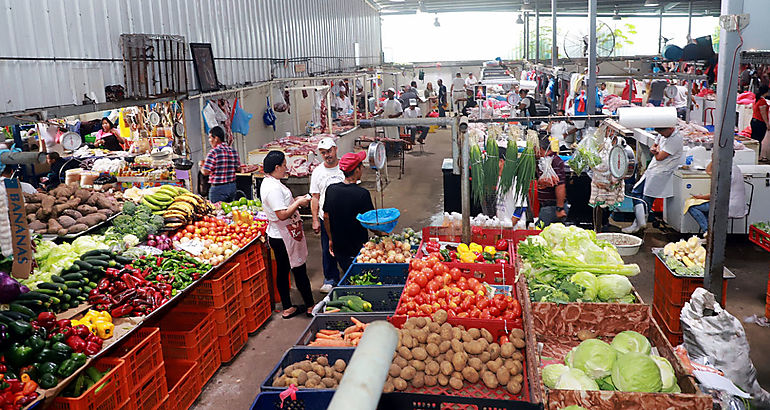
[4,179,32,278]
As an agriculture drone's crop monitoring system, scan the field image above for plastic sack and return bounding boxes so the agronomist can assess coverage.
[231,99,253,135]
[537,155,559,188]
[681,288,770,407]
[567,134,601,175]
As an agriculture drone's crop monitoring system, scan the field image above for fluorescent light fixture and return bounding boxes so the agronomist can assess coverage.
[644,0,660,6]
[516,14,524,24]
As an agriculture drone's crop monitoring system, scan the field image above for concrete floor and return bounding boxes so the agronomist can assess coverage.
[192,128,769,409]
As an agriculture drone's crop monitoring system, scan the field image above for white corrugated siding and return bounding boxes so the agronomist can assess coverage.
[0,0,381,114]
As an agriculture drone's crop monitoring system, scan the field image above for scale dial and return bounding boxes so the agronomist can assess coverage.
[60,132,82,151]
[609,144,629,179]
[368,142,386,170]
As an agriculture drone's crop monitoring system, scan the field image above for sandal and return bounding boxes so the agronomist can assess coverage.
[281,306,301,319]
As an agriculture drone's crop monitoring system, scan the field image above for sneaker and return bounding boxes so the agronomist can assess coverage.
[320,283,334,293]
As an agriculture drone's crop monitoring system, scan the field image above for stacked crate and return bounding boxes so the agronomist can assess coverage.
[238,242,271,334]
[158,308,221,389]
[110,328,167,410]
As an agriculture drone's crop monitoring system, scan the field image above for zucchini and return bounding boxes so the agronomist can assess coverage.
[81,249,109,258]
[61,294,72,302]
[114,255,133,265]
[61,273,84,281]
[50,275,66,284]
[0,311,29,321]
[8,304,35,319]
[9,300,43,309]
[64,288,81,297]
[37,282,67,291]
[87,259,109,268]
[35,289,62,297]
[73,260,93,271]
[64,281,83,288]
[17,291,52,301]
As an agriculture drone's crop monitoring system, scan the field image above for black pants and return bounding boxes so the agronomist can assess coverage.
[335,252,357,279]
[269,237,314,310]
[410,126,429,142]
[751,118,766,143]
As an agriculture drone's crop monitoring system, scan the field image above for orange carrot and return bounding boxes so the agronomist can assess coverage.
[324,308,340,313]
[308,339,349,347]
[316,332,342,340]
[318,329,340,335]
[345,331,363,340]
[344,325,358,335]
[350,317,365,328]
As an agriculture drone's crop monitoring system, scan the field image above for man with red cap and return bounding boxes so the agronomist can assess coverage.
[322,151,374,273]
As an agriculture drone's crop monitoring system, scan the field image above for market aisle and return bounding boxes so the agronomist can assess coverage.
[192,129,453,409]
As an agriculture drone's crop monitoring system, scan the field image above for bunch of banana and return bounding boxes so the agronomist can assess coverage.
[140,185,191,211]
[163,193,214,229]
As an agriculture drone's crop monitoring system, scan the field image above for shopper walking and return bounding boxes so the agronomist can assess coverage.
[200,126,241,203]
[751,85,769,162]
[437,79,448,122]
[323,151,375,274]
[377,88,403,139]
[451,73,466,113]
[404,99,429,144]
[623,126,683,233]
[261,151,314,318]
[310,138,345,293]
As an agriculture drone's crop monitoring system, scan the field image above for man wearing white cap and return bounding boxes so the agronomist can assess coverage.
[404,98,428,144]
[310,137,345,292]
[377,88,403,139]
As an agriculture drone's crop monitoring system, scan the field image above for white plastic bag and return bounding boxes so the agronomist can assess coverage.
[681,288,770,407]
[537,156,559,188]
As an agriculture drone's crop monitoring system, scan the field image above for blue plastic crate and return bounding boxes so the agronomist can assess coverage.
[250,390,333,410]
[261,347,355,392]
[339,262,409,286]
[317,286,403,315]
[295,314,389,346]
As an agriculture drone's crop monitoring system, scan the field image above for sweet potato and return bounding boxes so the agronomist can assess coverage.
[50,184,74,198]
[74,189,92,205]
[47,219,63,235]
[97,208,115,217]
[67,224,88,234]
[28,221,46,233]
[25,203,41,214]
[62,209,83,220]
[54,198,81,215]
[57,216,76,229]
[76,205,98,215]
[23,193,41,203]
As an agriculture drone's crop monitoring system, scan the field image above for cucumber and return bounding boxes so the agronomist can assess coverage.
[35,289,62,297]
[63,265,80,274]
[50,275,66,284]
[83,253,110,262]
[8,304,35,318]
[61,273,84,281]
[9,300,43,309]
[17,291,52,301]
[73,260,93,271]
[114,255,133,265]
[61,294,72,302]
[59,303,71,310]
[65,281,83,288]
[0,311,29,321]
[65,288,81,297]
[82,249,109,258]
[37,282,67,291]
[87,259,109,268]
[46,296,61,306]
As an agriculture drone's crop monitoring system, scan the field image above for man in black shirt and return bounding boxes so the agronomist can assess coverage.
[461,89,477,116]
[437,79,448,123]
[323,151,374,273]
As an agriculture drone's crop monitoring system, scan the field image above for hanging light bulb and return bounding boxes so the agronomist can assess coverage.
[516,14,524,24]
[612,8,621,20]
[434,16,440,27]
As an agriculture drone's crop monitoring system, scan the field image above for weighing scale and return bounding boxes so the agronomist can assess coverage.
[60,132,82,152]
[367,141,387,224]
[608,137,636,179]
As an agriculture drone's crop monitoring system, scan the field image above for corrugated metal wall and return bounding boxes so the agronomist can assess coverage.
[0,0,381,115]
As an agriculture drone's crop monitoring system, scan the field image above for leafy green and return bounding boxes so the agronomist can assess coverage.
[542,364,570,388]
[610,331,651,355]
[570,271,598,301]
[570,339,617,379]
[753,221,770,233]
[597,275,633,301]
[611,352,662,393]
[554,368,599,390]
[106,204,164,242]
[25,235,108,288]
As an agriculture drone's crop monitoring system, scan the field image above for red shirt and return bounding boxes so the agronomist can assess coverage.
[202,144,240,184]
[753,98,767,121]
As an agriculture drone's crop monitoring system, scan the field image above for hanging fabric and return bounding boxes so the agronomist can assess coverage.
[263,96,277,131]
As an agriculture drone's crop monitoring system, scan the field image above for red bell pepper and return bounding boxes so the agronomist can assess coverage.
[84,341,101,356]
[56,319,71,329]
[73,325,91,339]
[36,312,56,330]
[65,335,86,353]
[111,305,133,318]
[495,239,508,251]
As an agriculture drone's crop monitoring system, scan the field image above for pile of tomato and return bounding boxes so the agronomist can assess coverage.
[171,216,265,249]
[395,254,522,323]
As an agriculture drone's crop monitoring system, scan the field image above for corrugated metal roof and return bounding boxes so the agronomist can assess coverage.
[0,0,381,115]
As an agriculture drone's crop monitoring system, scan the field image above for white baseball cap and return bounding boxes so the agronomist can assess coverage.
[409,99,417,106]
[318,137,336,150]
[387,87,396,93]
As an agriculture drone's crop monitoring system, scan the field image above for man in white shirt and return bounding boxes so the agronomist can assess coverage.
[404,99,428,144]
[309,138,345,292]
[547,110,578,148]
[377,88,403,139]
[336,90,353,114]
[465,72,479,91]
[451,73,467,113]
[666,84,690,119]
[0,166,36,194]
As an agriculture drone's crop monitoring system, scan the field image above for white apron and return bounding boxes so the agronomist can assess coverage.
[383,99,402,139]
[634,131,683,199]
[272,210,308,268]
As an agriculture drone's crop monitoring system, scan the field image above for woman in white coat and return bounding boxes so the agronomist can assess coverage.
[623,126,684,233]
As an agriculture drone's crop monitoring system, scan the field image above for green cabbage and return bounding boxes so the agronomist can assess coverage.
[570,339,617,379]
[611,352,662,392]
[542,364,570,388]
[570,271,598,301]
[564,347,576,366]
[597,274,633,301]
[610,331,651,355]
[554,368,599,390]
[651,355,677,392]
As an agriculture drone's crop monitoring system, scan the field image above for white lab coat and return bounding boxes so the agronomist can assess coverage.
[382,98,403,139]
[635,130,684,198]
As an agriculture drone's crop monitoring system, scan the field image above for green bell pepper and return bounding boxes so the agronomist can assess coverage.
[38,361,58,375]
[51,342,73,355]
[26,334,45,354]
[57,359,77,378]
[9,320,32,338]
[50,333,66,344]
[6,343,34,368]
[70,353,87,367]
[36,348,69,364]
[38,372,58,389]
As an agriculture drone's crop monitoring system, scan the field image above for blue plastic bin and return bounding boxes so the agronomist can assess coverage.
[356,208,400,233]
[250,390,333,410]
[261,347,355,392]
[318,286,403,315]
[338,262,409,286]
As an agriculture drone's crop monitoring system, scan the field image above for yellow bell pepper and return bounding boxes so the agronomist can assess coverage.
[70,319,94,334]
[459,251,477,264]
[469,243,483,254]
[457,243,470,253]
[483,246,497,255]
[93,321,115,339]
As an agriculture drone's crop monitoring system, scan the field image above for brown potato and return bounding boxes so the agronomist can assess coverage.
[510,360,523,376]
[451,328,462,340]
[400,366,416,381]
[450,339,464,353]
[487,358,502,373]
[316,356,329,366]
[451,351,468,371]
[333,359,346,372]
[432,309,448,324]
[506,380,522,395]
[272,375,287,387]
[324,367,334,378]
[439,340,451,353]
[305,379,318,389]
[411,371,425,388]
[424,375,438,387]
[512,352,524,361]
[480,328,494,343]
[500,342,515,358]
[512,338,526,349]
[414,317,427,328]
[440,361,453,376]
[438,373,449,386]
[412,347,428,361]
[513,374,523,384]
[383,379,394,393]
[411,328,428,344]
[402,334,414,349]
[285,377,298,386]
[426,343,440,357]
[510,328,524,339]
[393,377,408,391]
[333,371,343,382]
[461,367,480,383]
[322,377,335,388]
[284,364,297,374]
[389,364,402,377]
[394,356,408,369]
[504,359,515,370]
[466,341,484,355]
[299,361,313,372]
[482,371,499,389]
[461,331,473,343]
[489,343,501,360]
[427,322,440,333]
[468,328,481,340]
[398,346,413,360]
[426,361,440,376]
[311,363,325,376]
[449,376,464,390]
[496,367,511,385]
[427,333,441,345]
[403,320,416,330]
[468,357,483,372]
[410,360,426,372]
[479,352,491,363]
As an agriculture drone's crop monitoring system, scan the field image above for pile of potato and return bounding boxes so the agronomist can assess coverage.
[271,356,347,389]
[385,309,526,395]
[24,184,121,235]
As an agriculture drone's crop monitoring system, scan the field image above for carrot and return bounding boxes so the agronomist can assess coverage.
[344,325,358,335]
[315,333,342,340]
[345,331,363,340]
[350,317,365,328]
[318,329,340,336]
[308,339,349,347]
[324,308,340,313]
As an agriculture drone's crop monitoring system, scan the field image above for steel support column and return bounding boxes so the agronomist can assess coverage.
[524,12,530,60]
[551,0,557,67]
[687,0,693,42]
[658,7,664,54]
[705,0,744,301]
[586,0,597,118]
[535,1,541,63]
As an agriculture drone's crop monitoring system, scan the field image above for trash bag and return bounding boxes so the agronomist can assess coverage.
[681,288,770,407]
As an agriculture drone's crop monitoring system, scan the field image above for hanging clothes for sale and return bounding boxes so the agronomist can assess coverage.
[574,91,587,116]
[621,79,636,102]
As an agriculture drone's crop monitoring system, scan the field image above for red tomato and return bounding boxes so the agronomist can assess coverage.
[396,305,407,315]
[406,284,420,297]
[460,297,473,311]
[473,283,485,294]
[435,289,447,299]
[414,294,425,305]
[419,304,433,314]
[508,299,522,317]
[185,225,195,233]
[470,308,481,318]
[477,298,490,310]
[433,275,444,287]
[457,312,469,318]
[433,262,446,274]
[467,278,479,289]
[502,310,516,320]
[410,259,422,271]
[426,281,440,293]
[493,296,508,311]
[432,302,441,312]
[442,273,452,285]
[480,311,492,320]
[423,267,435,280]
[414,273,428,288]
[489,306,501,317]
[425,256,440,267]
[449,268,462,282]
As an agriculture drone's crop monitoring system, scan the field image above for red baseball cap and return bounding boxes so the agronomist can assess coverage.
[339,151,367,172]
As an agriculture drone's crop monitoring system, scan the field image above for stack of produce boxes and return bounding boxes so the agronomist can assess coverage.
[109,327,167,410]
[237,242,271,333]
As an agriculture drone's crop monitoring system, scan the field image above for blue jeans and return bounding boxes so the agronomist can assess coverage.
[208,182,236,203]
[630,179,654,212]
[538,204,568,227]
[320,221,339,285]
[688,202,710,233]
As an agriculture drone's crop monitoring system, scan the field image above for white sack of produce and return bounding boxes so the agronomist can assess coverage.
[681,288,770,407]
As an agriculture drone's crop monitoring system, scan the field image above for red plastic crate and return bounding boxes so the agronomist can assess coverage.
[198,340,221,385]
[420,226,516,246]
[653,282,683,333]
[182,262,241,309]
[218,318,248,363]
[238,241,267,281]
[654,256,727,307]
[212,295,246,337]
[161,360,201,410]
[652,305,683,346]
[159,309,216,361]
[112,328,164,387]
[241,268,268,307]
[510,229,541,253]
[50,357,128,410]
[387,317,531,403]
[749,225,770,252]
[244,294,272,334]
[765,293,770,320]
[128,363,168,410]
